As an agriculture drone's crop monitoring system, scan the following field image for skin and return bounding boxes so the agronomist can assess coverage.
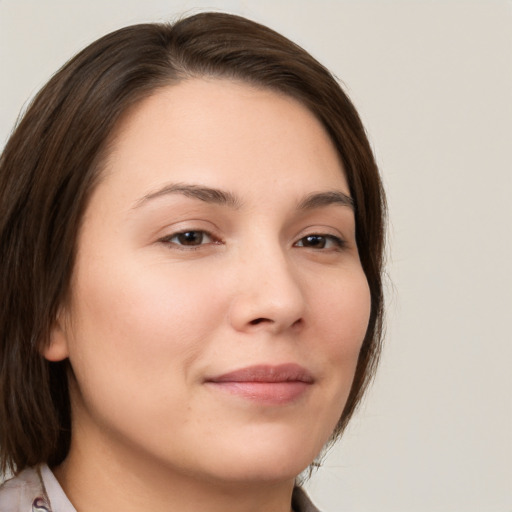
[45,79,371,512]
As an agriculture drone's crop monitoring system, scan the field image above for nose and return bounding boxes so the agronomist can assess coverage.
[228,244,306,334]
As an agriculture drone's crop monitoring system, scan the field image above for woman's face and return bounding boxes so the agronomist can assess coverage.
[47,79,371,484]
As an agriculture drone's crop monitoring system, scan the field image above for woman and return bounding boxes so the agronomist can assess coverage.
[0,12,385,512]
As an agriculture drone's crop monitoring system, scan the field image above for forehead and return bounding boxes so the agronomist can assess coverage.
[98,78,349,205]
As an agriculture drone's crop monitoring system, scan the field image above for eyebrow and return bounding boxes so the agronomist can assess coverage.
[132,183,242,209]
[132,183,353,211]
[297,190,354,211]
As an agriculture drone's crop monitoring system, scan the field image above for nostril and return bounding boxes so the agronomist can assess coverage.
[248,317,303,328]
[249,318,270,326]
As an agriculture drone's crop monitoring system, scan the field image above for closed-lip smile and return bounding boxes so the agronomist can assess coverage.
[205,363,314,405]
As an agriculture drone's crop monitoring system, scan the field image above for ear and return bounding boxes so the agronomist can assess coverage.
[43,309,70,362]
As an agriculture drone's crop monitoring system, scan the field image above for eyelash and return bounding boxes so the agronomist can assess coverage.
[294,234,346,250]
[158,230,346,251]
[158,230,220,250]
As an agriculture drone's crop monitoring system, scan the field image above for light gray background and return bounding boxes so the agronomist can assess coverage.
[1,1,511,511]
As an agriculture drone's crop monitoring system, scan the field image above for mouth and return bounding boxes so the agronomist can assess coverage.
[204,364,314,405]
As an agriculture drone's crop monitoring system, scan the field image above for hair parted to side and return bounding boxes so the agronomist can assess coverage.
[0,12,386,475]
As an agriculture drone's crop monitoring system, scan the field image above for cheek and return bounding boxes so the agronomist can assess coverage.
[286,267,371,449]
[311,268,371,397]
[65,255,226,394]
[316,268,371,350]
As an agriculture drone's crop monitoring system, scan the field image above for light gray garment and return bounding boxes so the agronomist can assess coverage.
[0,465,321,512]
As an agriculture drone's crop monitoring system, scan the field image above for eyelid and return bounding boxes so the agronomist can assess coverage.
[294,233,347,250]
[158,228,222,250]
[293,222,349,245]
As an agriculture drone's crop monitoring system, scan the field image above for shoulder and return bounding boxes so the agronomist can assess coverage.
[292,487,322,512]
[0,466,50,512]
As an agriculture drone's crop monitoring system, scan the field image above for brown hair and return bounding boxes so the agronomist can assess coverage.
[0,12,385,475]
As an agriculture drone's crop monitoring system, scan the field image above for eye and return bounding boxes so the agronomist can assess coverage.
[294,234,345,250]
[160,230,215,247]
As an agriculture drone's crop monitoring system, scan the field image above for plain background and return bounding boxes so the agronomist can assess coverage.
[1,1,511,511]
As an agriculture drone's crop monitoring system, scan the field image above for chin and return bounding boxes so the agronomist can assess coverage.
[205,458,310,485]
[195,430,325,485]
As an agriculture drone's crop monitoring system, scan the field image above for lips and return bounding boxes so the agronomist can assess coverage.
[205,364,314,405]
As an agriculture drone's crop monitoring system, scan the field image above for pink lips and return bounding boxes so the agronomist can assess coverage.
[205,364,314,405]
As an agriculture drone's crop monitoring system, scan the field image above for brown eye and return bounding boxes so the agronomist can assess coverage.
[295,234,345,250]
[301,235,327,248]
[164,231,213,246]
